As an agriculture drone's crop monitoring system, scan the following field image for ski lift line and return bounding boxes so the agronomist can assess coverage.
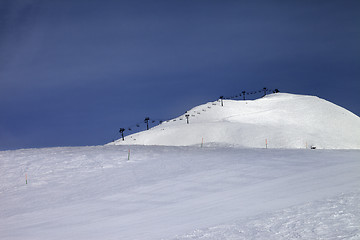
[221,88,277,100]
[116,88,279,138]
[120,118,165,135]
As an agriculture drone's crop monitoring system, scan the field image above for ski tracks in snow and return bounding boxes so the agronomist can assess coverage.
[173,192,360,240]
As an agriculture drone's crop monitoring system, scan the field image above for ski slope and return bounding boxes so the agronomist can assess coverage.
[1,145,359,239]
[111,93,360,149]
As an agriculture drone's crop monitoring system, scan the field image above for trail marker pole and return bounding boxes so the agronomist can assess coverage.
[25,174,27,184]
[128,149,130,160]
[265,139,268,149]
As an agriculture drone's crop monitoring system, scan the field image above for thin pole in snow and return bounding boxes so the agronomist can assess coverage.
[201,137,203,148]
[265,139,268,149]
[25,174,27,184]
[128,149,130,160]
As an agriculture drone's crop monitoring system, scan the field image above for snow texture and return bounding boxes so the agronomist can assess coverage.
[1,145,359,239]
[111,93,360,149]
[174,192,360,240]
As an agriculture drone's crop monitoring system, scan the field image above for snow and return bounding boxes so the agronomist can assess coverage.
[174,192,360,240]
[1,145,359,239]
[111,93,360,149]
[1,92,360,239]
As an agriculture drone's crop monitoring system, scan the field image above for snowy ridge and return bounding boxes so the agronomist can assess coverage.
[111,93,360,149]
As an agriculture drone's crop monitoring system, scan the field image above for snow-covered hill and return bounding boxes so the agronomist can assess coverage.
[1,146,359,239]
[111,93,360,149]
[1,93,359,239]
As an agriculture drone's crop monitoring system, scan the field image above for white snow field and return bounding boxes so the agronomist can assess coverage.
[0,146,360,239]
[111,93,360,149]
[1,93,360,239]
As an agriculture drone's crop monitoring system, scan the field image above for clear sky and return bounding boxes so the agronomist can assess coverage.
[1,0,359,150]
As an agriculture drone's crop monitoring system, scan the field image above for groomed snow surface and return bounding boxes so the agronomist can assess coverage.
[111,93,360,149]
[1,145,359,239]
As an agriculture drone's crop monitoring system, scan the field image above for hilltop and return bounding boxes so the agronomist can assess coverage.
[111,93,360,149]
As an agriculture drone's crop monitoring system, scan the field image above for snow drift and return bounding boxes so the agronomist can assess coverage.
[111,93,360,149]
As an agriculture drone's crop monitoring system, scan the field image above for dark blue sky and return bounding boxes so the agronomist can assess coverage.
[1,0,359,150]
